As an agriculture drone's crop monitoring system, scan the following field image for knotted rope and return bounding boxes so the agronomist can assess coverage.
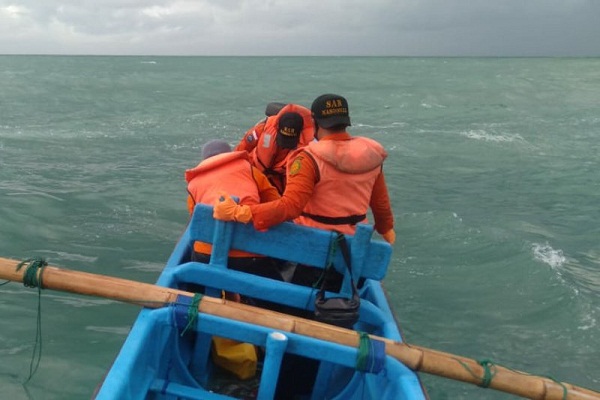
[15,257,48,384]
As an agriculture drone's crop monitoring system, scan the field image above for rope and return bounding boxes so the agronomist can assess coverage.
[454,357,497,388]
[356,332,371,371]
[548,376,568,400]
[356,332,385,373]
[16,257,48,288]
[180,293,202,337]
[15,258,48,384]
[454,357,568,399]
[478,359,496,388]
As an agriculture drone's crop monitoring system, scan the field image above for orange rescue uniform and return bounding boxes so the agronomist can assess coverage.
[250,104,315,193]
[234,118,269,153]
[186,151,280,257]
[249,132,394,235]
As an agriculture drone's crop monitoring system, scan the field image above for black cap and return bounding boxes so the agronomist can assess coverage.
[276,112,303,149]
[265,102,286,117]
[201,139,231,160]
[311,94,351,129]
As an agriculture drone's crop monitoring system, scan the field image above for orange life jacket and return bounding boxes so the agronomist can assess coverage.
[186,151,260,256]
[293,137,387,234]
[251,104,314,193]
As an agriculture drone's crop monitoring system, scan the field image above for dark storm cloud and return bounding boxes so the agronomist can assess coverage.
[1,0,599,56]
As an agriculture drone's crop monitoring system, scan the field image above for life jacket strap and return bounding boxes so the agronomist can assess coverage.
[301,212,366,226]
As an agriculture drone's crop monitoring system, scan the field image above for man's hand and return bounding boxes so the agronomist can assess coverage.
[382,229,396,244]
[213,192,252,223]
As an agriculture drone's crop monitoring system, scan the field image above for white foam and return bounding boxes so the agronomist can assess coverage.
[577,312,597,331]
[85,326,131,335]
[460,129,524,143]
[420,102,447,109]
[532,242,566,269]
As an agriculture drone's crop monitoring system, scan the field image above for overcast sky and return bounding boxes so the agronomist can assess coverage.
[1,0,599,56]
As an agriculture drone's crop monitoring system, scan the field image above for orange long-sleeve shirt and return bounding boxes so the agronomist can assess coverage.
[233,119,267,153]
[249,133,394,234]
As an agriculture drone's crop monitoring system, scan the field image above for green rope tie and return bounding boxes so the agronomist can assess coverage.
[454,357,568,399]
[15,257,48,384]
[478,359,496,388]
[180,293,202,337]
[549,376,568,400]
[16,257,48,288]
[356,332,371,371]
[454,357,497,388]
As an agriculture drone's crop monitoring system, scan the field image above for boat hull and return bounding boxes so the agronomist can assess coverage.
[94,204,426,399]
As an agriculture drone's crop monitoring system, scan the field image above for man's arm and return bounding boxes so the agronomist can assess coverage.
[234,120,265,152]
[249,152,317,230]
[251,166,281,202]
[369,170,394,235]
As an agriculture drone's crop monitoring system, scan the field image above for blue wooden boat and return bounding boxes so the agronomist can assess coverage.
[1,207,597,399]
[92,204,427,399]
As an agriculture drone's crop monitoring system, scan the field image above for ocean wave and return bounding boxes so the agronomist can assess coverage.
[33,250,98,263]
[354,121,407,129]
[85,325,131,335]
[459,129,524,143]
[47,294,116,308]
[531,242,579,296]
[578,312,597,331]
[532,242,566,269]
[420,102,447,109]
[0,344,30,356]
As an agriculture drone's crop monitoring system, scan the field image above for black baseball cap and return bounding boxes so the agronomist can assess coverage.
[311,94,351,129]
[265,102,286,117]
[276,112,304,149]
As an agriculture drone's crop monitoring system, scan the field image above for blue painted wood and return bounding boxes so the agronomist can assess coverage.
[94,203,426,400]
[256,332,288,400]
[188,204,391,281]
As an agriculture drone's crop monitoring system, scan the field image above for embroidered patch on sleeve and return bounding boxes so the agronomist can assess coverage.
[246,131,258,143]
[289,158,302,176]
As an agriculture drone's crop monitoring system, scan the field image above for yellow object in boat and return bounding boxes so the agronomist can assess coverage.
[211,336,257,380]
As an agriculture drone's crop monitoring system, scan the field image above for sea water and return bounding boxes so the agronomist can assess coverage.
[0,56,598,399]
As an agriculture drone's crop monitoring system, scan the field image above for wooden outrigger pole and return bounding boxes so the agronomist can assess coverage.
[1,257,598,400]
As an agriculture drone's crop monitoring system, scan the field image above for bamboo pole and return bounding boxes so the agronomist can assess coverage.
[0,257,598,400]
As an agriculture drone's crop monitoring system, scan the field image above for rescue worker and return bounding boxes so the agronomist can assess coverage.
[213,94,396,243]
[249,110,303,193]
[185,139,284,281]
[214,94,395,400]
[234,102,286,153]
[249,106,313,194]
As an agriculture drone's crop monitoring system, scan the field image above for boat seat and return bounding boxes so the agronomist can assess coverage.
[152,204,399,398]
[185,203,392,292]
[157,204,395,334]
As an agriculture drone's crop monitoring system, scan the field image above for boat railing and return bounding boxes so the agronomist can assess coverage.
[179,204,391,297]
[157,204,396,333]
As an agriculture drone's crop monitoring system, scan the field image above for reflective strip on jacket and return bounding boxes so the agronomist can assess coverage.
[293,136,387,234]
